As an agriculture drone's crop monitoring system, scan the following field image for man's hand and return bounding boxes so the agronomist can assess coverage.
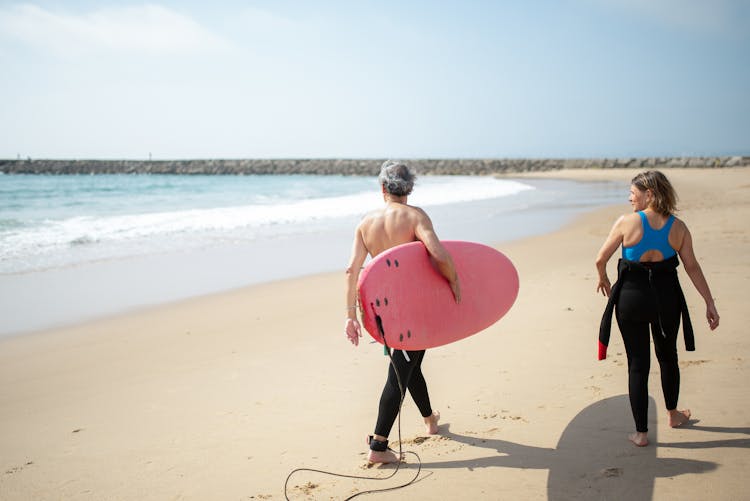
[450,278,462,304]
[345,318,362,346]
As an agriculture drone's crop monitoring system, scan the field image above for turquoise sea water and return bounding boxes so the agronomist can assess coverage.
[0,174,537,273]
[0,173,626,335]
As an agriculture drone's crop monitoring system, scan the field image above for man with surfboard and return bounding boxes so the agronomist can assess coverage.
[345,160,462,464]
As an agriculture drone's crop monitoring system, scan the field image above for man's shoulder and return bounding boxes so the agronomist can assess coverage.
[404,204,428,217]
[357,208,385,229]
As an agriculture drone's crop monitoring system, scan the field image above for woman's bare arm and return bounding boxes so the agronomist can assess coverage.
[675,222,720,330]
[595,215,626,297]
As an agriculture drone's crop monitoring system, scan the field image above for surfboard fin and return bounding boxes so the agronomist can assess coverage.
[372,307,391,356]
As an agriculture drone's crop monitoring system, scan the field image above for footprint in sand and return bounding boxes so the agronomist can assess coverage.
[395,435,450,447]
[4,461,33,475]
[599,467,623,478]
[392,435,462,456]
[293,481,319,495]
[477,410,528,422]
[586,385,602,396]
[679,359,711,368]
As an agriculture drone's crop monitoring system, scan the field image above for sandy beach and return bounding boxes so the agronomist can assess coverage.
[1,167,748,499]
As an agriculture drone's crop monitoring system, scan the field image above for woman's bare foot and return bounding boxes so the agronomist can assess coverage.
[367,448,402,464]
[424,411,440,435]
[668,409,691,427]
[628,432,649,447]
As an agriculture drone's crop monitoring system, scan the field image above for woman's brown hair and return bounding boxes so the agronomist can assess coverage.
[631,170,678,215]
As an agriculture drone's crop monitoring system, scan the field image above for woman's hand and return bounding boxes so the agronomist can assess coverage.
[345,318,362,346]
[706,302,720,331]
[597,277,611,297]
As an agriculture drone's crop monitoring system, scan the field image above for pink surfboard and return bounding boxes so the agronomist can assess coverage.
[357,240,519,350]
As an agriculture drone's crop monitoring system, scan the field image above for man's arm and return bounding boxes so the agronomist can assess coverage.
[414,209,461,303]
[344,225,368,345]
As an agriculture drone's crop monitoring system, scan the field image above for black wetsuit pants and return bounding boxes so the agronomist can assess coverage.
[615,273,682,433]
[374,349,433,438]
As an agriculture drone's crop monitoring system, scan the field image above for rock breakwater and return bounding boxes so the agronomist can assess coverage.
[1,157,747,175]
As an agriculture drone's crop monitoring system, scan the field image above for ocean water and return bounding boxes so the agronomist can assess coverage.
[0,173,626,335]
[0,174,537,273]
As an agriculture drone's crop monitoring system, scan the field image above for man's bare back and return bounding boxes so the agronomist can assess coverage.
[358,202,429,257]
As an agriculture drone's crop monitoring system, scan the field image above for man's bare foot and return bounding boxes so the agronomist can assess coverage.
[668,409,691,427]
[367,448,402,464]
[628,432,649,447]
[424,411,440,435]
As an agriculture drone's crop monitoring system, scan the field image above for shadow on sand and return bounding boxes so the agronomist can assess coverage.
[418,395,733,499]
[657,423,750,450]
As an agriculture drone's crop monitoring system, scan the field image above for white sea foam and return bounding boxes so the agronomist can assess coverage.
[0,175,533,272]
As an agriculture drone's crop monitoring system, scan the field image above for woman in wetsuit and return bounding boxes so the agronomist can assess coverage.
[595,170,719,447]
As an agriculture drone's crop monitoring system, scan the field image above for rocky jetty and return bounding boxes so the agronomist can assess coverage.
[1,156,747,176]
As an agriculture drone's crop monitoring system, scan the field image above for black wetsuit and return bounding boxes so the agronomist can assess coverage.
[373,349,433,439]
[599,256,694,432]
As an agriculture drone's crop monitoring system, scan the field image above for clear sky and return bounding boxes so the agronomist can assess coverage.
[1,0,748,159]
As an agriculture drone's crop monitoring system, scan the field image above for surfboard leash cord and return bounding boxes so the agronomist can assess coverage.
[282,305,424,500]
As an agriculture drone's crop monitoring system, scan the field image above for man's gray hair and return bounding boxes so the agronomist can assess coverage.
[378,160,416,197]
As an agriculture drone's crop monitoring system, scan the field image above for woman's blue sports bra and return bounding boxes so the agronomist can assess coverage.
[622,211,676,261]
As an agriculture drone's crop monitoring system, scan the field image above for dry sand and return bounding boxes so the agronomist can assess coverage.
[1,168,748,500]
